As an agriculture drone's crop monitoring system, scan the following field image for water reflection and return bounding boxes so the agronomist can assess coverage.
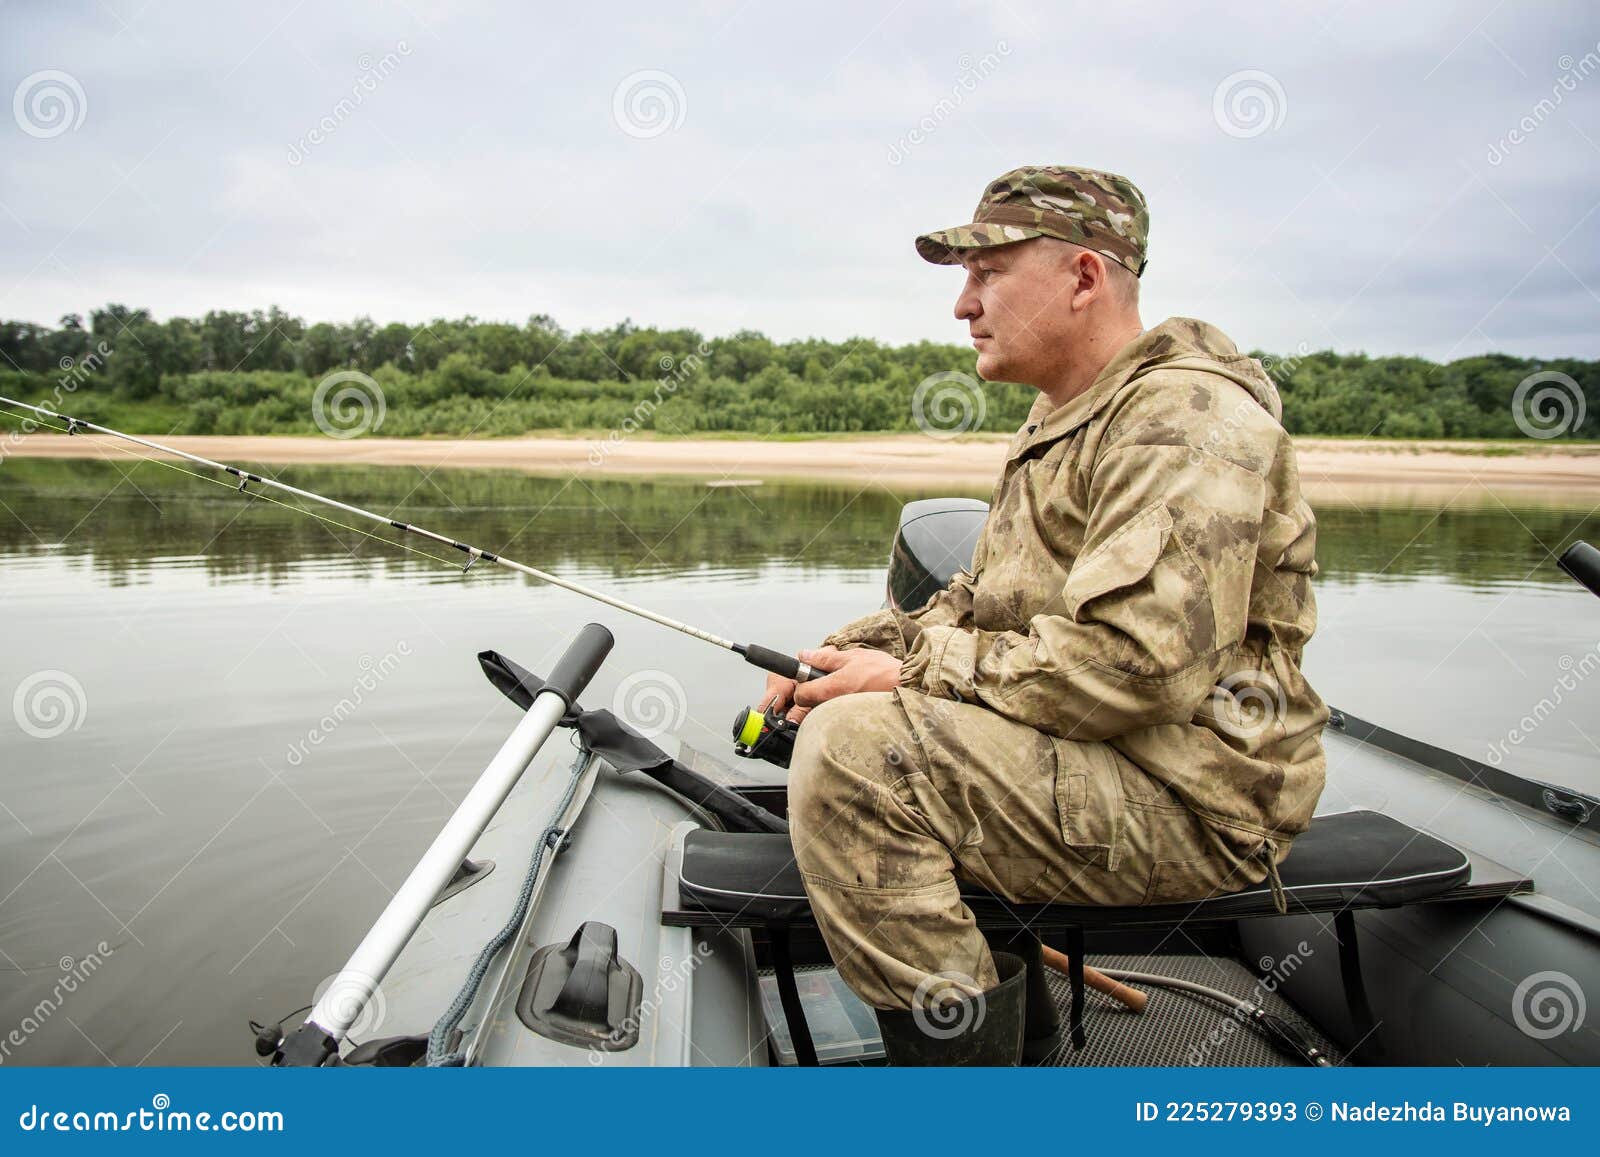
[4,458,1597,590]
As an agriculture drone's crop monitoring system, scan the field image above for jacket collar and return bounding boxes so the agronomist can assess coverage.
[1003,317,1264,463]
[1006,323,1164,462]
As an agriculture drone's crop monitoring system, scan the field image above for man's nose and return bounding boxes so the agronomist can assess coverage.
[954,275,981,322]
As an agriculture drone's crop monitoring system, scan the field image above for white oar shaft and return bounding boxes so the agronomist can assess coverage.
[0,396,737,651]
[308,689,570,1043]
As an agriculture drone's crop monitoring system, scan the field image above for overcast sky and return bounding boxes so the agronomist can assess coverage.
[3,0,1598,360]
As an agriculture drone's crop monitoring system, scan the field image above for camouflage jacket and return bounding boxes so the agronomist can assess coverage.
[823,317,1328,849]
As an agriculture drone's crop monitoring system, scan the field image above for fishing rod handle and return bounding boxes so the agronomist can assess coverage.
[740,644,816,683]
[543,623,615,707]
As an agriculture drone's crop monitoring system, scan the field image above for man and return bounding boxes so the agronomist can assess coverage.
[761,166,1328,1065]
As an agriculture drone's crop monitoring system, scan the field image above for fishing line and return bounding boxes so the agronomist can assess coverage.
[0,406,463,570]
[0,397,817,683]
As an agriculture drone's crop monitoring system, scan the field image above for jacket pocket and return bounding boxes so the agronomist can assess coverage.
[1062,502,1172,621]
[1051,738,1125,871]
[1062,501,1218,678]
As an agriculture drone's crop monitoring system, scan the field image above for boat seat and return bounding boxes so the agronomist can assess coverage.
[661,810,1487,1065]
[669,809,1473,929]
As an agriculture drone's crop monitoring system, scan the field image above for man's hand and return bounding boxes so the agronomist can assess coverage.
[787,647,903,719]
[759,646,904,723]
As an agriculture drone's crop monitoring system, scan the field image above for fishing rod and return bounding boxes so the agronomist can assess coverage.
[0,396,818,684]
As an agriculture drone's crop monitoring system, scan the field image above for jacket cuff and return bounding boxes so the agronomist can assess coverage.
[821,608,918,659]
[898,625,974,700]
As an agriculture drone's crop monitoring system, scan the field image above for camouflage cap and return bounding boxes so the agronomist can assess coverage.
[915,165,1150,276]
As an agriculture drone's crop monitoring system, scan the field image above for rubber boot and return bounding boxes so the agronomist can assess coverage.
[874,951,1027,1066]
[984,929,1063,1064]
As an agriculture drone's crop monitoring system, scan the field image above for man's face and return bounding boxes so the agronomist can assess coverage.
[953,240,1081,387]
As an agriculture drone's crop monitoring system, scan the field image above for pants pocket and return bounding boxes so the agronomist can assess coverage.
[1142,857,1222,905]
[1051,738,1124,871]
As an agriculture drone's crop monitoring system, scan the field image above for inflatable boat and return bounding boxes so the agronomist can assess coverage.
[250,497,1600,1068]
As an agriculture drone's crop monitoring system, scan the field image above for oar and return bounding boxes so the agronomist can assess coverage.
[1040,943,1149,1013]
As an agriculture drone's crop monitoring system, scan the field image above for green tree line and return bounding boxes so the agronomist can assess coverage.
[1,305,1593,440]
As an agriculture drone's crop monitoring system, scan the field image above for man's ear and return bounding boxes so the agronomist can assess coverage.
[1065,249,1097,308]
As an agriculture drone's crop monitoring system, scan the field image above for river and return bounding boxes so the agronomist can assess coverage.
[2,457,1598,1064]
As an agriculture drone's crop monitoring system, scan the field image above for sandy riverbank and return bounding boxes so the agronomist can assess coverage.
[8,432,1600,504]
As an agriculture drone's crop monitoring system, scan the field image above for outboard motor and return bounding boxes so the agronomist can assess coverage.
[1559,541,1600,600]
[886,497,989,612]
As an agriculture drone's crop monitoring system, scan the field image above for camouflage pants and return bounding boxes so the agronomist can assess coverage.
[787,688,1259,1010]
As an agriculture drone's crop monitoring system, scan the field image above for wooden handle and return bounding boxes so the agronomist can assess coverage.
[1039,944,1149,1014]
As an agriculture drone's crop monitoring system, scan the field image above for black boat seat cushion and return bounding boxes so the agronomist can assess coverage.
[668,809,1473,930]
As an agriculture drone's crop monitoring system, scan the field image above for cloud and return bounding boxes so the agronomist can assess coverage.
[1,0,1596,358]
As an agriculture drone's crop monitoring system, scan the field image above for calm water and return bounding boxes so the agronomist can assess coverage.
[3,457,1599,1065]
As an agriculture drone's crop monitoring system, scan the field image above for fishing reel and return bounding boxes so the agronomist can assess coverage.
[731,703,800,769]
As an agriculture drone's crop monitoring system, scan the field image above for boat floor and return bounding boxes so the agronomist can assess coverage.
[1039,954,1344,1067]
[765,955,1344,1067]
